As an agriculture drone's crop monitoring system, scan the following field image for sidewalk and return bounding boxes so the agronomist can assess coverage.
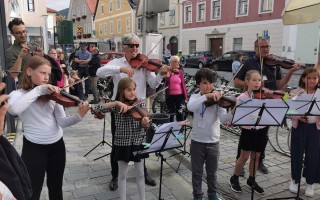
[13,106,320,200]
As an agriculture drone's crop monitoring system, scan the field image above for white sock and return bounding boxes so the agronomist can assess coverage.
[118,161,129,200]
[134,160,145,200]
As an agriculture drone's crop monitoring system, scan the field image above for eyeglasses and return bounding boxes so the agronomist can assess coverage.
[124,44,139,48]
[256,45,271,49]
[49,52,57,55]
[13,30,28,36]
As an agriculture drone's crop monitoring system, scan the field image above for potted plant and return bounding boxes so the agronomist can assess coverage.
[83,34,87,38]
[87,33,91,38]
[81,15,87,19]
[77,35,81,39]
[72,18,75,22]
[76,17,81,21]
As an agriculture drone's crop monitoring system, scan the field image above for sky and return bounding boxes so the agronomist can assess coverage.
[46,0,71,11]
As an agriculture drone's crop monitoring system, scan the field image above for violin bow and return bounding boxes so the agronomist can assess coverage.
[257,34,263,99]
[129,86,168,110]
[221,62,245,94]
[61,76,89,90]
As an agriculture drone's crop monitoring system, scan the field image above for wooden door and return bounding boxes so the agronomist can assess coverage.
[211,38,223,57]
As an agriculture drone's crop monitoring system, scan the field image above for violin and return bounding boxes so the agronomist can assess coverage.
[264,55,304,69]
[129,54,179,74]
[47,90,104,119]
[204,95,237,109]
[124,98,150,121]
[253,89,286,99]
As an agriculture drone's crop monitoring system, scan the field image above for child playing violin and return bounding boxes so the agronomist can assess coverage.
[230,70,267,195]
[288,68,320,197]
[7,56,90,200]
[187,68,233,200]
[97,77,150,200]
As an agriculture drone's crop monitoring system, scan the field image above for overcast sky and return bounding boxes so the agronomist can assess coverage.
[46,0,70,11]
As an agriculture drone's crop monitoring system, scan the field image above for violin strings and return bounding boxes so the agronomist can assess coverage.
[129,86,168,109]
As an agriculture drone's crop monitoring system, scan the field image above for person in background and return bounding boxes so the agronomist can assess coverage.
[164,55,188,122]
[288,68,320,198]
[96,33,170,191]
[87,47,101,104]
[69,70,84,100]
[74,43,91,100]
[187,68,233,200]
[48,48,66,88]
[8,56,90,200]
[232,54,244,75]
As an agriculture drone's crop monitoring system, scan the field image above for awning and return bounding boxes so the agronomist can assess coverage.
[282,0,320,25]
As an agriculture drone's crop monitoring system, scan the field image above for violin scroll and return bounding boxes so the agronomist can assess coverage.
[264,55,303,70]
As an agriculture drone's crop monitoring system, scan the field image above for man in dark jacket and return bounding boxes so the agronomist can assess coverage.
[88,47,101,103]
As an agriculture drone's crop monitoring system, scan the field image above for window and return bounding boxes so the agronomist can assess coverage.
[197,3,205,21]
[169,10,175,25]
[126,17,130,32]
[237,0,248,16]
[87,25,91,34]
[110,1,113,12]
[47,31,51,39]
[211,0,221,19]
[189,40,196,54]
[259,0,273,13]
[73,27,76,35]
[84,24,87,34]
[104,23,107,34]
[77,7,80,16]
[117,20,121,33]
[101,4,104,15]
[99,24,103,34]
[233,38,243,50]
[185,6,192,23]
[117,0,121,10]
[137,17,142,31]
[110,21,114,34]
[83,5,86,15]
[27,0,35,12]
[159,13,165,27]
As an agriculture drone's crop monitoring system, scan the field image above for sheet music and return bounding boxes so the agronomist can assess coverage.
[232,99,288,126]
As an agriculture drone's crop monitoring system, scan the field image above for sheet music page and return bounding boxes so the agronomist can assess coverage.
[309,88,320,115]
[286,94,313,115]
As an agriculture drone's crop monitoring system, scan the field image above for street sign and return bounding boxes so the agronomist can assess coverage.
[77,27,83,33]
[65,45,71,53]
[263,30,269,39]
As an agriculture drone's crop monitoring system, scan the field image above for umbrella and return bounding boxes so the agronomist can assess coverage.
[282,0,320,25]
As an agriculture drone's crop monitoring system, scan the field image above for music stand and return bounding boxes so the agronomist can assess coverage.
[232,98,288,200]
[135,122,183,200]
[84,98,112,160]
[268,90,320,200]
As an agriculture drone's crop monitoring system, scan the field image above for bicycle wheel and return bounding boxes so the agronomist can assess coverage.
[269,117,292,157]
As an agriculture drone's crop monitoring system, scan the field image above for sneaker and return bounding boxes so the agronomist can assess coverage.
[258,162,269,174]
[247,178,264,195]
[305,184,314,197]
[229,176,242,193]
[193,197,202,200]
[288,180,298,194]
[239,167,245,177]
[208,194,221,200]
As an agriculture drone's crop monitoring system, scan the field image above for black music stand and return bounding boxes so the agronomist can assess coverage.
[84,98,112,161]
[135,122,183,200]
[268,90,320,200]
[232,98,288,200]
[169,124,192,172]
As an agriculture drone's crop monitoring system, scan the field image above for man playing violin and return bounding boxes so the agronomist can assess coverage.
[96,33,170,191]
[234,38,301,175]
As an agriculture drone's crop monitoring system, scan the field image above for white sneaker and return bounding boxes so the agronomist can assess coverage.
[289,180,298,194]
[305,184,314,197]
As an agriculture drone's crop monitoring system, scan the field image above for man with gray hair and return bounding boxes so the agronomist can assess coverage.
[97,33,170,192]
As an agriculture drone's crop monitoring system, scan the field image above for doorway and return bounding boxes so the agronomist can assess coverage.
[210,38,223,57]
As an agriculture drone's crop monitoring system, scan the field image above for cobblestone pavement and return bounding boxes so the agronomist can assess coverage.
[13,106,320,200]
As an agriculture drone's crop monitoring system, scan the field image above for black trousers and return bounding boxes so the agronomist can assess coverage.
[236,127,269,163]
[165,94,186,122]
[22,137,66,200]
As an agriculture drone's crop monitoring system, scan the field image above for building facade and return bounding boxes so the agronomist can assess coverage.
[47,7,57,49]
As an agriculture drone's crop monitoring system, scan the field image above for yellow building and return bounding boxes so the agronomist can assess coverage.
[94,0,136,51]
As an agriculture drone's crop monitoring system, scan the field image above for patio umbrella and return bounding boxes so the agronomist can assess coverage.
[282,0,320,25]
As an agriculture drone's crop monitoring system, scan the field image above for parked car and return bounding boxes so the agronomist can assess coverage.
[185,51,215,68]
[211,50,256,71]
[99,52,124,64]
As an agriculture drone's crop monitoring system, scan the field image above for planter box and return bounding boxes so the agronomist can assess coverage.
[76,17,80,21]
[81,15,87,19]
[72,19,75,22]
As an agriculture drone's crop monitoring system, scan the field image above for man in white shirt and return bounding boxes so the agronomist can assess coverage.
[97,33,170,191]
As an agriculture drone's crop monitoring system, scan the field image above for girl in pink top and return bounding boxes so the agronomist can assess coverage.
[164,56,188,122]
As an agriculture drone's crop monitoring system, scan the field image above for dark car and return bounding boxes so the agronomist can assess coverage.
[211,50,256,71]
[185,51,215,68]
[99,52,124,64]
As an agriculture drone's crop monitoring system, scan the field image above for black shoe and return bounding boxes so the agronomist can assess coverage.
[247,178,264,195]
[229,176,242,193]
[145,173,156,186]
[258,162,268,174]
[83,95,88,100]
[109,177,118,191]
[89,100,100,104]
[239,167,245,177]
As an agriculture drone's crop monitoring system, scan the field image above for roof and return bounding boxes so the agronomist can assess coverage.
[85,0,97,14]
[47,7,57,13]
